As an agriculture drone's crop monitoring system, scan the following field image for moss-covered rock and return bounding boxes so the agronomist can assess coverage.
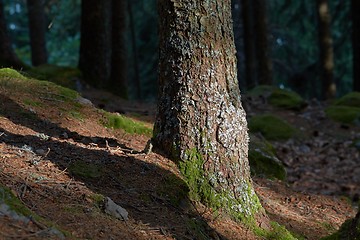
[248,114,297,141]
[249,134,286,180]
[26,64,81,89]
[325,106,360,125]
[321,211,360,240]
[325,92,360,125]
[334,92,360,108]
[269,88,307,110]
[248,85,307,110]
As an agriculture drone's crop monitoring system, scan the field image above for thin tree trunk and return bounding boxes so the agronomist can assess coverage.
[253,0,273,85]
[352,0,360,91]
[154,0,268,225]
[110,0,128,98]
[241,0,257,89]
[27,0,48,66]
[0,0,25,69]
[316,0,336,99]
[79,0,111,88]
[128,1,141,99]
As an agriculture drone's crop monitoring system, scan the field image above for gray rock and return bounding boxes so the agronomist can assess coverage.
[104,197,128,221]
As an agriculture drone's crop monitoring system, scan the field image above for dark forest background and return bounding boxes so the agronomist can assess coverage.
[1,0,358,101]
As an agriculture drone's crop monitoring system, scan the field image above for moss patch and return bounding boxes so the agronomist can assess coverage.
[334,92,360,108]
[321,213,360,240]
[0,68,28,80]
[249,134,286,180]
[179,149,262,224]
[248,85,307,110]
[325,106,360,125]
[269,88,307,110]
[248,114,297,141]
[157,173,189,207]
[102,111,152,136]
[26,64,81,89]
[255,221,298,240]
[68,161,103,179]
[0,185,69,238]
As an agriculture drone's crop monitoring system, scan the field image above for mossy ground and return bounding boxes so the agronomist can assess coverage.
[101,111,152,136]
[325,106,360,125]
[334,92,360,108]
[68,161,104,179]
[248,114,298,141]
[26,64,82,90]
[248,85,307,110]
[249,134,287,180]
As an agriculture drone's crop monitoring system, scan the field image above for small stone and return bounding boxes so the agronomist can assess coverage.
[35,149,46,155]
[104,197,128,221]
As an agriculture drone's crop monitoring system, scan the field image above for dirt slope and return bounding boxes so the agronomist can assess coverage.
[0,71,357,239]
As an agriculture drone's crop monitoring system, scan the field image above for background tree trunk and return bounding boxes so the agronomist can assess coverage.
[352,0,360,92]
[0,0,25,69]
[316,0,336,99]
[241,0,257,89]
[253,0,273,86]
[154,0,267,223]
[79,0,111,88]
[27,0,48,66]
[110,0,128,98]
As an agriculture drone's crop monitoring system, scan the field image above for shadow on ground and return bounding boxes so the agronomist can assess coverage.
[0,94,228,239]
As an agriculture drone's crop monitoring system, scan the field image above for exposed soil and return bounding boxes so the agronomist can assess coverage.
[0,82,358,239]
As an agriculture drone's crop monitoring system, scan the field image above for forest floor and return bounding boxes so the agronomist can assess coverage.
[0,74,359,239]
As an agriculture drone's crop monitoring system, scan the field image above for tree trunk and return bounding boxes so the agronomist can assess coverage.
[128,1,141,100]
[253,0,273,86]
[79,0,111,88]
[110,0,128,98]
[241,0,257,89]
[352,0,360,92]
[154,0,267,224]
[316,0,336,99]
[27,0,48,66]
[0,0,25,69]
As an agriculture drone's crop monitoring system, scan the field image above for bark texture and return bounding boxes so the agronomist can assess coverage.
[79,0,111,88]
[0,0,24,69]
[27,0,48,66]
[352,0,360,91]
[110,0,128,98]
[154,0,263,221]
[253,0,272,85]
[316,0,336,99]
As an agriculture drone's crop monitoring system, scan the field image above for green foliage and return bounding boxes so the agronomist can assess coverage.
[249,134,287,180]
[248,114,297,141]
[325,106,360,124]
[102,112,152,136]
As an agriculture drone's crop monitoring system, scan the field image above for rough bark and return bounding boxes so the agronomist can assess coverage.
[154,0,266,223]
[241,0,257,89]
[352,0,360,92]
[27,0,48,66]
[316,0,336,99]
[79,0,111,88]
[110,0,128,98]
[253,0,273,86]
[0,0,25,69]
